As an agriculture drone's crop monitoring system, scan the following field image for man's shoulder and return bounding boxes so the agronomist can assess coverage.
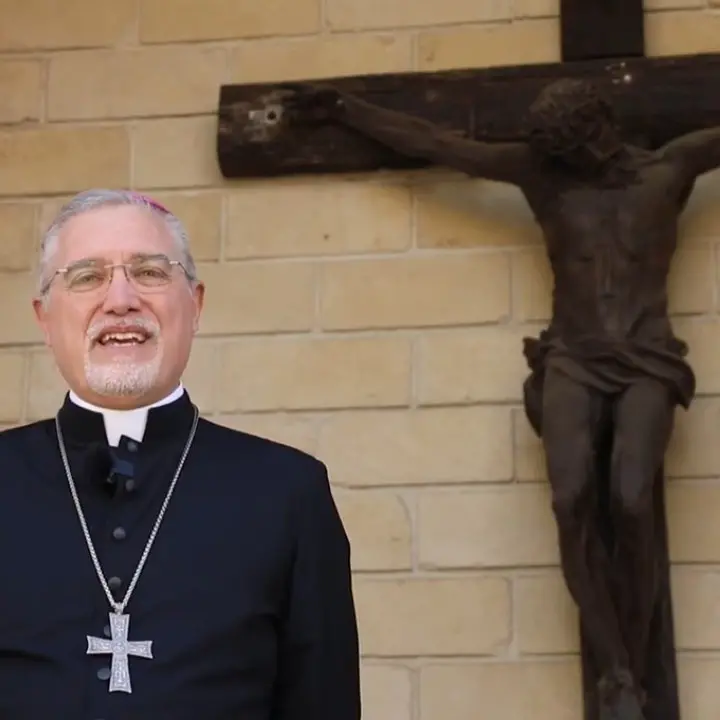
[0,419,52,448]
[0,420,55,475]
[197,417,327,484]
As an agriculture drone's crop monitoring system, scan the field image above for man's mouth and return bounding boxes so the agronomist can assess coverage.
[96,330,152,347]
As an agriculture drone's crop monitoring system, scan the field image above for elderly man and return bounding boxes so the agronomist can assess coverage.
[0,189,361,720]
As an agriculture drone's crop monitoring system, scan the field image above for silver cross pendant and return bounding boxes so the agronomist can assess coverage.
[87,612,153,693]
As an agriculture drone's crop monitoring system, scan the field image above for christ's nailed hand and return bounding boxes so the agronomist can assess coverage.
[280,82,344,124]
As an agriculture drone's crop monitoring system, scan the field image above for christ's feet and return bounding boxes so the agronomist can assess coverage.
[598,668,646,720]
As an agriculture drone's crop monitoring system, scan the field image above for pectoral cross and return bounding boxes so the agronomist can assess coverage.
[87,612,153,693]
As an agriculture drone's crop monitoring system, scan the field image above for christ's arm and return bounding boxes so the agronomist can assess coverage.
[335,93,534,186]
[660,127,720,182]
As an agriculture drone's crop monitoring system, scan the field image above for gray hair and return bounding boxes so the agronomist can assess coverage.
[38,188,198,296]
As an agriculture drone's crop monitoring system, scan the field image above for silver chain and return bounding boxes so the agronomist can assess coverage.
[54,405,199,615]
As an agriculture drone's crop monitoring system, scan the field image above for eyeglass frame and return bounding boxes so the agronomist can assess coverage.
[39,252,194,297]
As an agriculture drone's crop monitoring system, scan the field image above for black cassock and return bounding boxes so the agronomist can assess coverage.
[0,391,360,720]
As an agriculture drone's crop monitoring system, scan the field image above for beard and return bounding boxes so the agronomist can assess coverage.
[83,316,164,398]
[83,350,163,397]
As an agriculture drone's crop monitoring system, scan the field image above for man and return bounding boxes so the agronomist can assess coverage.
[0,189,361,720]
[281,80,720,720]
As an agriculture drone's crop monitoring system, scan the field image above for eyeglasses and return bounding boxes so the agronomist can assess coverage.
[41,254,192,295]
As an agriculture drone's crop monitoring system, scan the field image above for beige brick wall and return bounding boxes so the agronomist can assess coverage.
[1,0,720,717]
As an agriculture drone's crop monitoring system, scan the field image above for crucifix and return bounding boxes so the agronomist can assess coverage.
[214,2,720,719]
[87,612,153,693]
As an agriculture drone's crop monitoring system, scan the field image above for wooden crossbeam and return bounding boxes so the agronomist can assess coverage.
[217,53,720,180]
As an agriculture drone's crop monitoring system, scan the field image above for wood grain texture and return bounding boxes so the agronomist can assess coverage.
[217,53,720,179]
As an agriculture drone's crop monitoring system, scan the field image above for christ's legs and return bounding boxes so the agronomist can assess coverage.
[540,367,628,675]
[610,379,675,693]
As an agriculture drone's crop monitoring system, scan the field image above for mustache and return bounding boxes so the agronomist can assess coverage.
[86,317,160,343]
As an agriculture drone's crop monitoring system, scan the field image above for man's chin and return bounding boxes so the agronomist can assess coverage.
[88,342,158,365]
[84,361,161,398]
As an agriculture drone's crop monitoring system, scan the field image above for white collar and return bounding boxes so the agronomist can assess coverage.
[68,385,185,447]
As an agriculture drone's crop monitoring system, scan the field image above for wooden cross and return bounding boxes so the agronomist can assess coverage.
[215,3,720,719]
[216,1,720,180]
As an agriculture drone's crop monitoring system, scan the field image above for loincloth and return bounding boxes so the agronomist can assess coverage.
[522,330,696,435]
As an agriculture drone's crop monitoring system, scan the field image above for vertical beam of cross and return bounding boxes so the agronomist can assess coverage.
[560,0,645,61]
[557,5,680,720]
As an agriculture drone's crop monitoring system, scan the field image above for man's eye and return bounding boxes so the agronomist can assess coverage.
[69,270,105,285]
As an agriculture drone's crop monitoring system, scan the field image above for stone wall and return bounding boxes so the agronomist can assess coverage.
[1,1,720,717]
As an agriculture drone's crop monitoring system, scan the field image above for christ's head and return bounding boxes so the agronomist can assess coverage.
[33,189,205,409]
[527,78,623,170]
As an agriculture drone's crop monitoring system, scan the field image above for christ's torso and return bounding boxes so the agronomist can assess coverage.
[524,153,688,342]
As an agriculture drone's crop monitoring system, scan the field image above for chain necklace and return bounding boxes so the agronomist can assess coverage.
[54,405,199,694]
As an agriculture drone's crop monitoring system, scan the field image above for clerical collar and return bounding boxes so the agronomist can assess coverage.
[68,385,185,446]
[57,385,194,448]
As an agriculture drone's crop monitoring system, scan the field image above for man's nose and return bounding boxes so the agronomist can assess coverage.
[102,268,142,313]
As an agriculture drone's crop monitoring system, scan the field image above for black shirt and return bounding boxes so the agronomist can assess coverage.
[0,392,360,720]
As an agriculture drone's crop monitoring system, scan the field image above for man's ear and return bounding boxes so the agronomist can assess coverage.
[32,296,52,347]
[191,281,205,334]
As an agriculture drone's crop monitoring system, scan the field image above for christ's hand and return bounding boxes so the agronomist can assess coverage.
[280,82,344,124]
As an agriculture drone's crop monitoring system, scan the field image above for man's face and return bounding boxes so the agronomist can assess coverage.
[33,204,205,409]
